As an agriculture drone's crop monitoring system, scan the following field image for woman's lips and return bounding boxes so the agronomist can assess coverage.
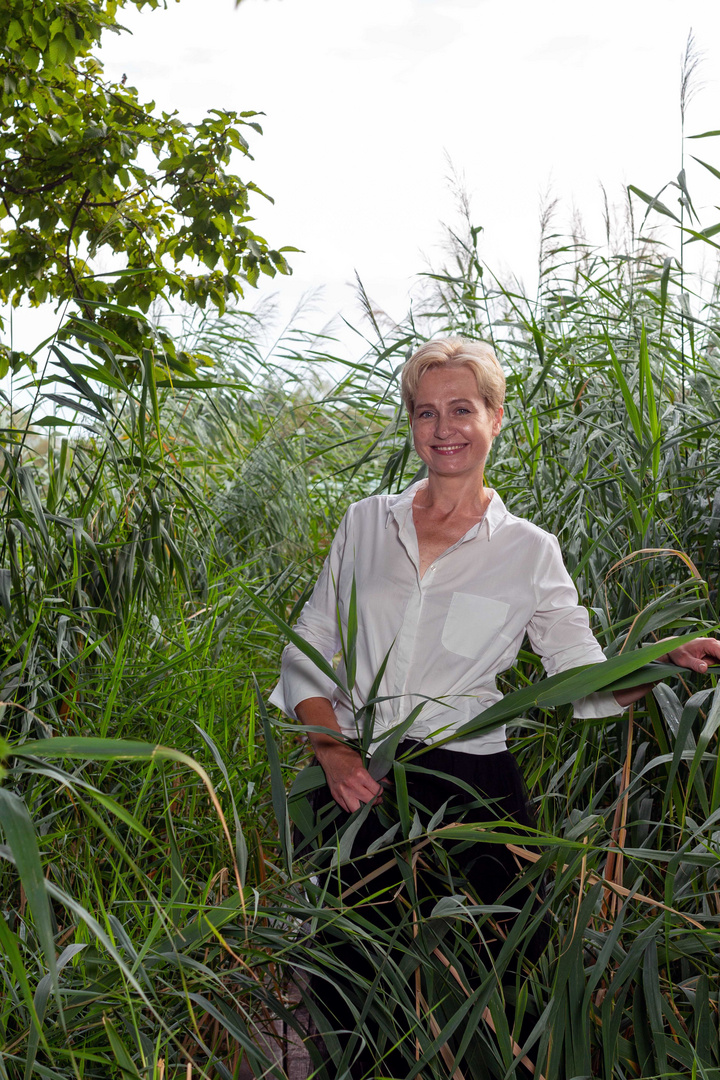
[431,443,468,454]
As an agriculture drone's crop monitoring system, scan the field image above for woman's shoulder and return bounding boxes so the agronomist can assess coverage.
[343,482,421,522]
[488,493,558,546]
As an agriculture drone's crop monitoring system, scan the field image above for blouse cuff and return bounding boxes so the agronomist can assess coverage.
[572,689,626,719]
[268,651,337,721]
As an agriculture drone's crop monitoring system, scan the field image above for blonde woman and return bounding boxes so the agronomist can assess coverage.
[271,337,719,1076]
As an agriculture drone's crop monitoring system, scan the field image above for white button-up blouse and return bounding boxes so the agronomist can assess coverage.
[269,482,621,755]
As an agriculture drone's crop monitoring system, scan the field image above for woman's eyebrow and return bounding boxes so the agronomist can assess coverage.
[415,397,473,409]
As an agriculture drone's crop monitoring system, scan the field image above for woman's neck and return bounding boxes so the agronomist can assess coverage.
[414,473,491,518]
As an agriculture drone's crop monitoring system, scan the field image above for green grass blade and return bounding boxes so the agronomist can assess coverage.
[255,676,293,874]
[102,1016,144,1079]
[605,334,643,442]
[238,581,345,691]
[0,790,61,1021]
[194,725,248,887]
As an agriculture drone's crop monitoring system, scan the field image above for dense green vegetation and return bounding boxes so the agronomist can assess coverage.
[0,0,292,374]
[3,171,720,1077]
[2,10,720,1078]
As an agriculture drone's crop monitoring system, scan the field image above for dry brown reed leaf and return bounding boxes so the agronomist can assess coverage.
[412,855,423,1064]
[603,703,634,922]
[603,547,702,645]
[607,547,701,580]
[432,947,544,1079]
[339,837,433,901]
[505,843,704,930]
[341,822,704,925]
[572,834,590,941]
[417,989,468,1080]
[598,548,704,921]
[209,865,229,901]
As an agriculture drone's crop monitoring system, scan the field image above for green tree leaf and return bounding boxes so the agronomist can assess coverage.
[0,0,292,365]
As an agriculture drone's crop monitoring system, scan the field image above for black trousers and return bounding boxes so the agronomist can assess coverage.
[304,742,549,1079]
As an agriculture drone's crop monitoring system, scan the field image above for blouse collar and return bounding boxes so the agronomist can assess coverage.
[385,480,507,541]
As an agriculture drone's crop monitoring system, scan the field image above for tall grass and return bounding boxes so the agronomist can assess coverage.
[2,145,720,1078]
[0,307,404,1078]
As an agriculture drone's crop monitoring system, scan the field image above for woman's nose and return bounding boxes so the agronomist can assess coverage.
[434,413,452,437]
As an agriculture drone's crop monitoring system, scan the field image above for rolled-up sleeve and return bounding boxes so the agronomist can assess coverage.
[527,534,624,719]
[268,510,349,719]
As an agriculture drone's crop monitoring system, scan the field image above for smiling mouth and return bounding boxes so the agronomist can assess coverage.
[431,443,468,454]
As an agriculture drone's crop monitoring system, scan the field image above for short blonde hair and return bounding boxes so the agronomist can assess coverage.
[401,337,506,415]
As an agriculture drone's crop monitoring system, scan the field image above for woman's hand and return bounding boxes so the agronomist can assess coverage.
[663,637,720,674]
[613,636,720,707]
[295,695,388,813]
[314,741,387,814]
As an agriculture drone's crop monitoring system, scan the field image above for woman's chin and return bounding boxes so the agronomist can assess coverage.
[426,454,483,478]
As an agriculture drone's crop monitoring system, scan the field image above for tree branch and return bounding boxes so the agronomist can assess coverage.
[66,188,95,320]
[3,173,74,197]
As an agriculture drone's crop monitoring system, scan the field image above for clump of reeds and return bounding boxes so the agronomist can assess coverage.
[3,113,720,1078]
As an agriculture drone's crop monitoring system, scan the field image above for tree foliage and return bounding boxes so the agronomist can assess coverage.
[0,0,293,373]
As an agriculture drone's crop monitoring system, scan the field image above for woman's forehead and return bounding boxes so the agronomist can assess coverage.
[415,365,481,404]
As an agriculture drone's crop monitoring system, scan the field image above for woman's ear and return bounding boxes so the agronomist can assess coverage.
[492,405,504,437]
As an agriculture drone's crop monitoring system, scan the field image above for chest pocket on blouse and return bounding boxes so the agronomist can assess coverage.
[442,592,510,660]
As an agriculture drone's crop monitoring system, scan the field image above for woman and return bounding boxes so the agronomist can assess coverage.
[270,337,719,1075]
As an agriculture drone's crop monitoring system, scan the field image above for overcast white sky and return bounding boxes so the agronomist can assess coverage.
[7,0,720,355]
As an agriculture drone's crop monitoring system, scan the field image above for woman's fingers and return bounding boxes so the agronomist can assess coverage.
[315,741,390,812]
[335,781,381,813]
[668,637,720,673]
[329,758,384,812]
[698,637,720,664]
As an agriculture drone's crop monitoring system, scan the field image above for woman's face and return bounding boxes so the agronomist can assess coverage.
[411,365,502,481]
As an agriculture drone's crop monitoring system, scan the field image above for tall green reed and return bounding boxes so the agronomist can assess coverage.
[4,126,720,1077]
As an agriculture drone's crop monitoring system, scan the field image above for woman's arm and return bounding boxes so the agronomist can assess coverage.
[271,506,387,813]
[612,637,720,707]
[269,511,351,720]
[295,696,386,814]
